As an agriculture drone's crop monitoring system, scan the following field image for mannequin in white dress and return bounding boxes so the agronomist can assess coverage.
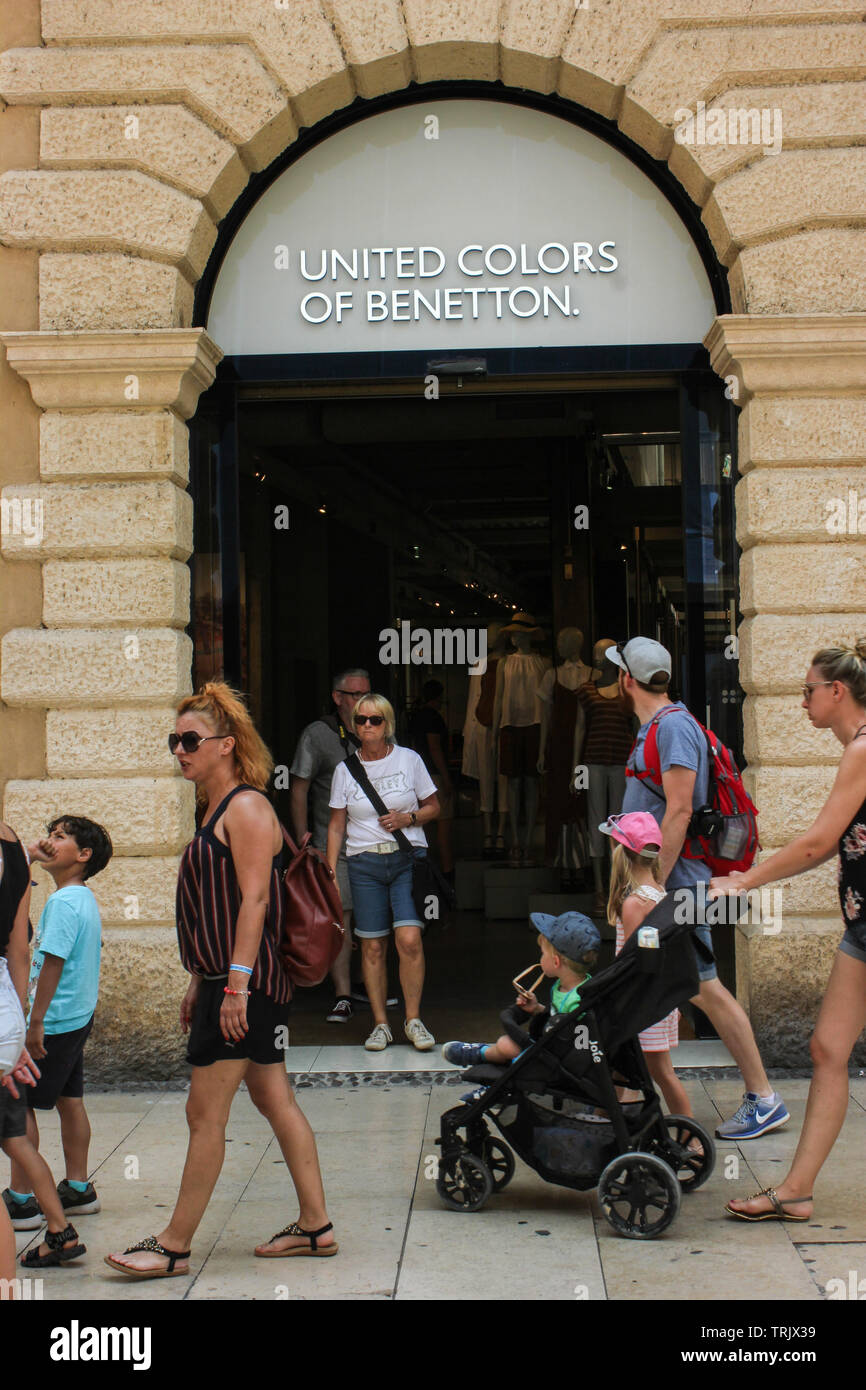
[491,613,550,864]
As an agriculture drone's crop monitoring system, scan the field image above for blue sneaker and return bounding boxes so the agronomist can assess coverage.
[442,1041,486,1067]
[715,1091,789,1140]
[460,1087,489,1105]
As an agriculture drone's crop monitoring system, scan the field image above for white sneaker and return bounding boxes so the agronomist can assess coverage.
[364,1022,393,1052]
[404,1017,435,1051]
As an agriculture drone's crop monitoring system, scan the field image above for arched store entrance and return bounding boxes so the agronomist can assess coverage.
[191,87,739,1044]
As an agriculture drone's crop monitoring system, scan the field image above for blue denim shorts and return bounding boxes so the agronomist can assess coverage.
[840,927,866,965]
[348,849,424,938]
[692,922,718,983]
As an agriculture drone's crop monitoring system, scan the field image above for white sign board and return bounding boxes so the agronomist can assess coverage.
[207,99,716,355]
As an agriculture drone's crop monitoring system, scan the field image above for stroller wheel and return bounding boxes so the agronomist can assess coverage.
[472,1137,515,1192]
[436,1151,493,1212]
[653,1115,716,1193]
[598,1151,681,1239]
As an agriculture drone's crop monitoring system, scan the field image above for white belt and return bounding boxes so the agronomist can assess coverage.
[366,841,399,855]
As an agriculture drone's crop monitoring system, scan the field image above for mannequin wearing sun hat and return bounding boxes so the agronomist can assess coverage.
[538,627,595,883]
[491,613,550,864]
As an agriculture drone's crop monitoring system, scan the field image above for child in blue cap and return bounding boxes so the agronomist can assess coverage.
[443,911,600,1068]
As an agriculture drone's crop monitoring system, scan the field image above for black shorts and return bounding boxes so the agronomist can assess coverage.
[27,1016,94,1110]
[0,1086,28,1142]
[186,978,291,1068]
[499,724,541,778]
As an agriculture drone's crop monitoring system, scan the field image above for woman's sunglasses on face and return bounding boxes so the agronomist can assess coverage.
[802,681,834,702]
[354,714,384,727]
[168,731,223,754]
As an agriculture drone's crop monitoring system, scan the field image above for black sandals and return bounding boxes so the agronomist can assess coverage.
[20,1223,85,1268]
[255,1220,339,1258]
[104,1235,192,1278]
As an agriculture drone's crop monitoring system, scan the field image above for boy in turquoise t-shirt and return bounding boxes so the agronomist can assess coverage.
[2,815,112,1233]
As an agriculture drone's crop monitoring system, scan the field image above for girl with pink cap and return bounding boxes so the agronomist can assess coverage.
[601,812,695,1121]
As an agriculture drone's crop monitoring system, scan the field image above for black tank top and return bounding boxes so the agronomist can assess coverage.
[0,834,30,957]
[838,726,866,935]
[176,784,290,1003]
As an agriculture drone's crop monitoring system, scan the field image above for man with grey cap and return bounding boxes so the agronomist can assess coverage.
[609,637,788,1142]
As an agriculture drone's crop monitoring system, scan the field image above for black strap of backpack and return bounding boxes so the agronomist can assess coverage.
[344,754,417,856]
[637,707,719,840]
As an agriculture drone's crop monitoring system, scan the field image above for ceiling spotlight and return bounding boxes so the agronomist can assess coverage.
[318,504,327,515]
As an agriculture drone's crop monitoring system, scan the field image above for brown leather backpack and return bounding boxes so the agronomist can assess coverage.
[279,826,345,986]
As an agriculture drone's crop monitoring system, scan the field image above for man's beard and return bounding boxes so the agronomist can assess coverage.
[618,675,634,713]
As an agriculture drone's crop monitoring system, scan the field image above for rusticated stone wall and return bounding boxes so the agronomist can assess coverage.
[0,0,864,1072]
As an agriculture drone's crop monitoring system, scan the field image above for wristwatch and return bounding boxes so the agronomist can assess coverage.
[410,812,417,826]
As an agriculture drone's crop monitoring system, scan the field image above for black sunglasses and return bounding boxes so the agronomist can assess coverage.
[354,714,385,727]
[616,642,633,677]
[168,732,224,755]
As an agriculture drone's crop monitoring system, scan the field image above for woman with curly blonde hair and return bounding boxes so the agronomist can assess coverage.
[712,640,866,1224]
[106,682,337,1277]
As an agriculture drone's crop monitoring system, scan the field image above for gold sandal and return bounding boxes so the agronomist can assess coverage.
[724,1187,812,1222]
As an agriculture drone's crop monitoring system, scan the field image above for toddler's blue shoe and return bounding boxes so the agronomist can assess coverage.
[442,1041,486,1067]
[715,1091,789,1140]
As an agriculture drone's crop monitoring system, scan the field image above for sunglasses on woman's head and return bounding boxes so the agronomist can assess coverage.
[354,714,384,727]
[168,731,224,754]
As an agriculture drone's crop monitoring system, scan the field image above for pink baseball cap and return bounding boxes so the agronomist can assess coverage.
[598,812,662,858]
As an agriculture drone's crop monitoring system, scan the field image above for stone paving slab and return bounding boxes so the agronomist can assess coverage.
[794,1245,866,1302]
[6,1078,865,1301]
[397,1086,606,1301]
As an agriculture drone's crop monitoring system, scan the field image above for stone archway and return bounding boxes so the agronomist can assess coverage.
[1,1,865,1070]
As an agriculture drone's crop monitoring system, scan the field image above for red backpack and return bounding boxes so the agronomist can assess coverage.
[626,706,759,876]
[278,827,346,986]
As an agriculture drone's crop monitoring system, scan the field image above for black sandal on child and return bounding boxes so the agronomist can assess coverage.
[255,1221,339,1258]
[20,1223,86,1268]
[103,1235,192,1278]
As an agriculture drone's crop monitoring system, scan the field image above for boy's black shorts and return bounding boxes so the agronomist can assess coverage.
[0,1086,28,1142]
[27,1016,94,1110]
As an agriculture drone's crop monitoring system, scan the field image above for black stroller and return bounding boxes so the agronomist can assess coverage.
[436,885,717,1238]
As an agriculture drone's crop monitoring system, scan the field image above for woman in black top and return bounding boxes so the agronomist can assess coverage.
[107,683,336,1278]
[710,640,866,1222]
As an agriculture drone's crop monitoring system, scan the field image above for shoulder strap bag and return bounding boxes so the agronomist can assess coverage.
[344,753,456,927]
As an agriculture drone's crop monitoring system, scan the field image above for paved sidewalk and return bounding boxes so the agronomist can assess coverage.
[9,1069,866,1301]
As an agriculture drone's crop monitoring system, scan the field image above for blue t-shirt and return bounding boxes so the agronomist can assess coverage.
[27,885,102,1034]
[621,702,710,890]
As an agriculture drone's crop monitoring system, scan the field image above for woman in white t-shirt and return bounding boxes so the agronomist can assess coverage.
[328,694,440,1054]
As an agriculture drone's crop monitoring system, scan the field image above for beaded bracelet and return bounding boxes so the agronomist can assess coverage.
[223,987,250,997]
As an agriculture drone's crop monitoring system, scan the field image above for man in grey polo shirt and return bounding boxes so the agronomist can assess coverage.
[610,637,788,1142]
[290,667,396,1023]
